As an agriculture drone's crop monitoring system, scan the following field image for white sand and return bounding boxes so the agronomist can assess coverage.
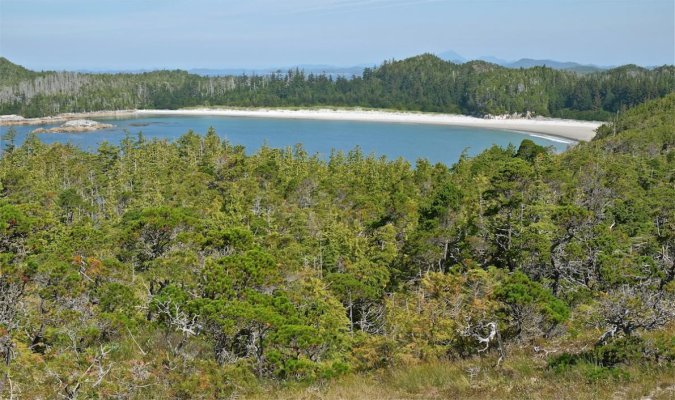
[1,108,603,142]
[136,108,602,142]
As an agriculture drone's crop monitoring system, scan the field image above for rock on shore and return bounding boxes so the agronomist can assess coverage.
[0,110,136,126]
[0,115,26,123]
[31,119,114,134]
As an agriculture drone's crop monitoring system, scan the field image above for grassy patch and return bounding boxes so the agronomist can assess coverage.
[246,355,674,400]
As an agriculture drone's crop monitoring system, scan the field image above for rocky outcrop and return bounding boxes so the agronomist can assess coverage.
[0,110,136,126]
[31,119,114,134]
[0,115,25,123]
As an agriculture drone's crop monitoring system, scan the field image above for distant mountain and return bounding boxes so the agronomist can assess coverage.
[190,64,366,78]
[438,50,508,65]
[437,50,466,63]
[477,55,510,65]
[435,50,607,73]
[75,68,159,74]
[70,65,366,77]
[505,58,605,74]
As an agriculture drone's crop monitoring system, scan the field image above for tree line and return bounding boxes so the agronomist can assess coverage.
[1,55,673,120]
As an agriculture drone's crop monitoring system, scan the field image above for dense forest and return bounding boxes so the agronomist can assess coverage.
[0,88,673,398]
[1,54,674,120]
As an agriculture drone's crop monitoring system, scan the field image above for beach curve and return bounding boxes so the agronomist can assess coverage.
[2,108,603,142]
[140,108,602,142]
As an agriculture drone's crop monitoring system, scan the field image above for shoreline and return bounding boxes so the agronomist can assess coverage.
[1,108,603,142]
[141,108,602,142]
[0,110,137,126]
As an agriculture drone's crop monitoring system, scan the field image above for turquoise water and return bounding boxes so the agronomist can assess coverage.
[1,114,572,165]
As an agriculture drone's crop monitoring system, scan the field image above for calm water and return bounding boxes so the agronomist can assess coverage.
[1,114,573,165]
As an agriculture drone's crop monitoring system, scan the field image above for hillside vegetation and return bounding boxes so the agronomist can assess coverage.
[0,89,673,398]
[1,54,673,120]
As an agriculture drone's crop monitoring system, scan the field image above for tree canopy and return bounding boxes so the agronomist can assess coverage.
[0,91,673,398]
[1,55,673,120]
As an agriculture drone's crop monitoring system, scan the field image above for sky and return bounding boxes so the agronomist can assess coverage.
[0,0,673,70]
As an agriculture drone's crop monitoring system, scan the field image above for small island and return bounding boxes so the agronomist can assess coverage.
[31,119,114,134]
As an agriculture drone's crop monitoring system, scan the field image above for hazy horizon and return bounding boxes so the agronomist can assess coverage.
[1,0,673,70]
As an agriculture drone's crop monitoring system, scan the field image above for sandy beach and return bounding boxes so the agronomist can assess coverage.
[139,109,602,142]
[2,108,603,142]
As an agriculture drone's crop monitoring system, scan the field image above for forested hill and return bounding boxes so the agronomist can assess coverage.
[0,92,673,398]
[0,57,40,86]
[1,54,673,120]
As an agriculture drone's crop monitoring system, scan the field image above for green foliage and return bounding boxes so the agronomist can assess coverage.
[1,55,673,119]
[1,127,17,153]
[495,271,570,325]
[120,207,197,268]
[0,203,32,256]
[97,281,138,313]
[548,333,674,382]
[0,57,38,86]
[516,139,549,162]
[0,94,673,398]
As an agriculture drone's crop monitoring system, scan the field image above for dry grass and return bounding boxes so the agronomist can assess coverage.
[245,356,675,400]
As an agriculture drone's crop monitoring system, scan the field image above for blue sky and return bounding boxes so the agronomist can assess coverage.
[1,0,673,70]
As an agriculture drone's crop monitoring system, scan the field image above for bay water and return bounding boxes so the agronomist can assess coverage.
[1,114,573,165]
